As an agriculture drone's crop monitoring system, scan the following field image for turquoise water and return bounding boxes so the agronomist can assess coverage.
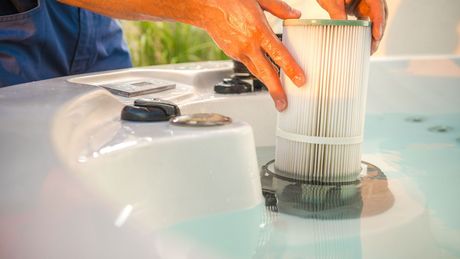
[157,114,460,258]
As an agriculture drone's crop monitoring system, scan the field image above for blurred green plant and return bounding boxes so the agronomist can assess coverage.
[122,21,228,67]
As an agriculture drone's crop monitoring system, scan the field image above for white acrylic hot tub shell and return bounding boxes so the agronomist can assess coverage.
[1,57,460,258]
[51,89,262,230]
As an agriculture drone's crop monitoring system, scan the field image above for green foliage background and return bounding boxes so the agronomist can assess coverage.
[122,21,228,67]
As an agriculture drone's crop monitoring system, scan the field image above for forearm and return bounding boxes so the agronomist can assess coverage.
[58,0,211,26]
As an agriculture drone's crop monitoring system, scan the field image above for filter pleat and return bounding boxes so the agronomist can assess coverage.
[276,21,371,183]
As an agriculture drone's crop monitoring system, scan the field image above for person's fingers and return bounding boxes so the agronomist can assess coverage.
[369,2,384,42]
[355,0,387,53]
[260,33,306,87]
[258,0,302,19]
[371,0,388,53]
[368,0,386,53]
[317,0,347,20]
[243,52,288,112]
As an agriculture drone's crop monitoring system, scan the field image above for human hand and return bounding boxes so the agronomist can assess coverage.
[200,0,307,111]
[316,0,388,53]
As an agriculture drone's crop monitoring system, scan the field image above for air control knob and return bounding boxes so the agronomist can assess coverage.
[121,98,181,122]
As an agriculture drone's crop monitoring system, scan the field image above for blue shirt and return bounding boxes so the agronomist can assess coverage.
[0,0,132,87]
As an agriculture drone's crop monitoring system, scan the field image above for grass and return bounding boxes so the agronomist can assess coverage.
[122,21,229,67]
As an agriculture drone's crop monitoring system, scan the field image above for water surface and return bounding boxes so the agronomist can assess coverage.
[156,113,460,258]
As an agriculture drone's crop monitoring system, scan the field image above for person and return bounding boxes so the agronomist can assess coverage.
[0,0,387,111]
[0,0,132,87]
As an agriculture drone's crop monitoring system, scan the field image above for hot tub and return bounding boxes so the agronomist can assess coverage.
[0,56,459,258]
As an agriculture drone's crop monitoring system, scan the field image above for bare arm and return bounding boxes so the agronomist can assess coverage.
[59,0,213,23]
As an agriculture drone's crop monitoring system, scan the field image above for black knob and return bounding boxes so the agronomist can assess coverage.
[134,98,181,116]
[214,77,252,94]
[121,98,181,122]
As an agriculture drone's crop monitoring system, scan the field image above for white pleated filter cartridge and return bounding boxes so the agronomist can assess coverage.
[275,19,371,183]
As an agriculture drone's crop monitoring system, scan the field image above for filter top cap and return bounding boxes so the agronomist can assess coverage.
[284,19,370,27]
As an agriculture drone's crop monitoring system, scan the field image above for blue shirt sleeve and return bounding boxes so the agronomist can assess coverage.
[0,0,132,87]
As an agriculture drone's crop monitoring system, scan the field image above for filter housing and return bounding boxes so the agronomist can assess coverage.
[275,19,371,183]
